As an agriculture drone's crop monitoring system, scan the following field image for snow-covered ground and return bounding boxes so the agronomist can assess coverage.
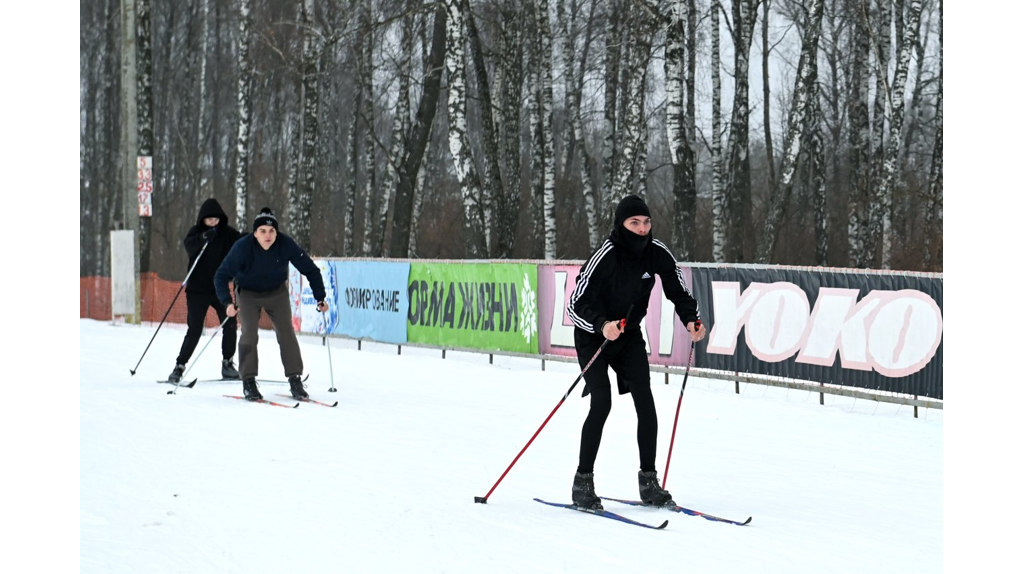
[69,319,946,573]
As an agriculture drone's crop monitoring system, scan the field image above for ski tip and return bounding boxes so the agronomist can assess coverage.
[657,520,669,529]
[291,402,300,408]
[741,517,752,525]
[185,378,198,388]
[474,496,488,504]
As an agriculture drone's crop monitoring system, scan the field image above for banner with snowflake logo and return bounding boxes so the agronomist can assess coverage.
[406,262,538,353]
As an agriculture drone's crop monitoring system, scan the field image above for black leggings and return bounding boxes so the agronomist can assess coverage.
[575,328,658,474]
[176,291,237,365]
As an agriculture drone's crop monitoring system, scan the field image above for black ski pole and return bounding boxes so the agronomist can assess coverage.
[167,314,233,395]
[130,240,211,376]
[475,306,633,504]
[663,320,701,489]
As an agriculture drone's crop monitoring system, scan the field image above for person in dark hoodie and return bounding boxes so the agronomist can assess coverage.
[214,207,328,401]
[565,194,707,510]
[168,198,242,383]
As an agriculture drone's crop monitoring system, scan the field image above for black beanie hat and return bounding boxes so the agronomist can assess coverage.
[614,195,651,227]
[253,207,279,231]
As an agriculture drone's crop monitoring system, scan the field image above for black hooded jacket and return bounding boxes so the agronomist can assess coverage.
[183,198,241,294]
[567,223,700,335]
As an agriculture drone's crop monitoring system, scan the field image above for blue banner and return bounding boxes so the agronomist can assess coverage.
[336,261,410,343]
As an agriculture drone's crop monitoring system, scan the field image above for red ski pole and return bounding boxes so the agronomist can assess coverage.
[475,310,631,504]
[662,319,700,489]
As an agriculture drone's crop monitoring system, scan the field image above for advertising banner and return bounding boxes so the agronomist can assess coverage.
[538,264,695,367]
[335,261,410,343]
[407,262,539,353]
[300,259,340,335]
[689,267,943,399]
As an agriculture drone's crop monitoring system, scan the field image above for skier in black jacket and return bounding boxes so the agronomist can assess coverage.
[566,194,707,510]
[214,207,328,401]
[168,198,242,383]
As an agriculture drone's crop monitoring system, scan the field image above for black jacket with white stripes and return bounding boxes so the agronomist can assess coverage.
[567,228,700,335]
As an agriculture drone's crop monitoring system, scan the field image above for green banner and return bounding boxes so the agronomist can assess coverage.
[407,263,539,353]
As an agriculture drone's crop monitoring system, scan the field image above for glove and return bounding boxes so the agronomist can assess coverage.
[316,300,329,312]
[201,227,218,241]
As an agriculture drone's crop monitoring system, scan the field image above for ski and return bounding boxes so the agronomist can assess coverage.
[156,379,197,388]
[275,394,338,407]
[222,395,299,408]
[601,497,751,526]
[157,374,307,386]
[533,498,668,530]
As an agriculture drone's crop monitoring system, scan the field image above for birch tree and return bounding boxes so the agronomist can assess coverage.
[494,0,524,257]
[666,0,696,259]
[445,0,488,257]
[847,0,872,267]
[878,0,923,268]
[711,0,727,262]
[534,0,558,259]
[360,2,376,256]
[757,0,825,263]
[233,0,253,231]
[375,13,413,257]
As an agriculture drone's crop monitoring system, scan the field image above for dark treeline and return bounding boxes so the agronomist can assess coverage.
[80,0,942,281]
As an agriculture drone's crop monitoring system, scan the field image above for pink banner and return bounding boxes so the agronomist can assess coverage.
[537,264,695,367]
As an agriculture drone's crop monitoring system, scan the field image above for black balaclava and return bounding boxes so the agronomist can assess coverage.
[610,194,652,257]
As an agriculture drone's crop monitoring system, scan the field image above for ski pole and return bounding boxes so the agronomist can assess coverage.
[323,311,337,393]
[166,314,232,395]
[130,240,211,375]
[662,319,701,489]
[475,307,632,504]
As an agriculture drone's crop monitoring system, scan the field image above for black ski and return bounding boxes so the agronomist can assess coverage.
[156,379,197,388]
[533,498,668,530]
[601,497,751,526]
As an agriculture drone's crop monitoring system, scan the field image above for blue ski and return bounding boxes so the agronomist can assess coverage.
[533,498,668,530]
[601,497,751,526]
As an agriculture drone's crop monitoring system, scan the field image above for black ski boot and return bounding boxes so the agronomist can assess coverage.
[242,378,262,401]
[168,363,185,383]
[288,375,309,400]
[221,358,240,379]
[638,470,675,507]
[571,472,603,510]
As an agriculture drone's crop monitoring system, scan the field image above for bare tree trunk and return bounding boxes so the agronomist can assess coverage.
[923,0,941,271]
[878,0,923,268]
[534,0,558,259]
[463,0,501,256]
[361,3,376,256]
[196,0,211,196]
[570,0,600,249]
[344,87,359,256]
[601,0,622,227]
[865,0,891,265]
[666,1,695,258]
[495,1,523,258]
[757,0,825,263]
[808,57,828,265]
[232,0,253,231]
[711,1,726,263]
[762,0,776,191]
[389,4,447,258]
[847,0,871,267]
[725,0,759,262]
[445,0,488,257]
[376,14,413,257]
[291,0,319,249]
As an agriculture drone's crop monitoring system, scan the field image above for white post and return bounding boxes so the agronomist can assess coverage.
[111,230,137,322]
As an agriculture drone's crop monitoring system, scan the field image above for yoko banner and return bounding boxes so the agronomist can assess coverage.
[335,261,410,343]
[407,263,539,353]
[689,267,943,399]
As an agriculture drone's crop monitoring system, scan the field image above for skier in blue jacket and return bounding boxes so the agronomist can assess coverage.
[214,207,328,401]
